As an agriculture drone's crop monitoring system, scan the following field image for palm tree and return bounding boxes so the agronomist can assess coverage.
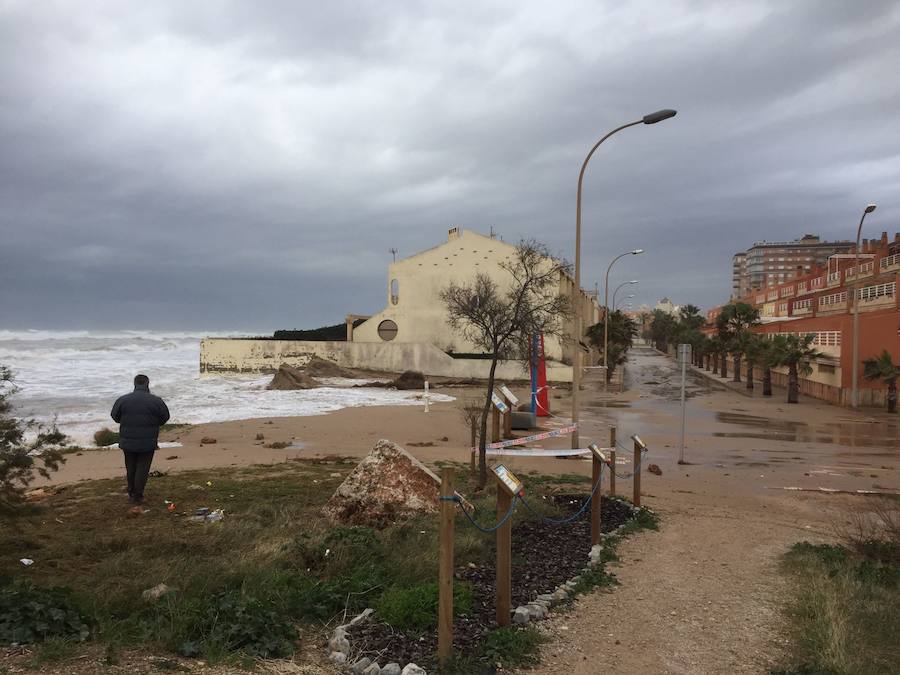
[756,338,778,397]
[716,303,761,384]
[772,334,822,404]
[741,333,765,391]
[863,350,898,413]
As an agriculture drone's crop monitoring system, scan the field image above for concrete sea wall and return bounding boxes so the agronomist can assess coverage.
[200,339,574,383]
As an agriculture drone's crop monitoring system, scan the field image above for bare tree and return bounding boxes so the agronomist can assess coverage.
[441,240,570,488]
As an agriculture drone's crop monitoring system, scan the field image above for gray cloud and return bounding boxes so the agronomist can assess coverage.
[1,0,899,330]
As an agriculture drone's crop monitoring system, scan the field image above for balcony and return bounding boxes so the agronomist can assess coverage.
[845,261,874,282]
[809,276,825,290]
[818,291,848,315]
[792,305,812,317]
[827,271,842,287]
[854,282,896,312]
[880,253,900,273]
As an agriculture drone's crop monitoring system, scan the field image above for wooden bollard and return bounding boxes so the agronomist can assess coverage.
[491,405,501,443]
[438,468,455,664]
[633,436,642,507]
[496,485,512,626]
[502,393,513,439]
[609,427,617,497]
[589,445,603,545]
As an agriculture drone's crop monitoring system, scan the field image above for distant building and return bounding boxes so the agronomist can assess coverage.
[731,234,855,299]
[710,231,900,407]
[654,297,680,316]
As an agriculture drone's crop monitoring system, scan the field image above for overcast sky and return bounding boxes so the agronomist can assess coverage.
[2,0,899,331]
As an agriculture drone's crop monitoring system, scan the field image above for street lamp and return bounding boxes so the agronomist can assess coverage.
[611,280,639,312]
[571,109,676,449]
[616,294,636,310]
[850,203,877,408]
[604,252,643,394]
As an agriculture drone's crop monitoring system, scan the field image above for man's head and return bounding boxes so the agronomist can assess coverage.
[134,374,150,387]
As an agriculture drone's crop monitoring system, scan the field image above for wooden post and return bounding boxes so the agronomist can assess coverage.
[633,437,642,507]
[438,468,455,664]
[491,405,500,443]
[502,392,513,439]
[495,483,512,626]
[590,450,602,545]
[609,427,617,497]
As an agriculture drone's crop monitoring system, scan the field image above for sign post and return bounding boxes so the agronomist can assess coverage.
[677,343,691,464]
[492,464,523,627]
[632,435,645,507]
[500,386,518,439]
[438,468,455,665]
[609,426,617,497]
[490,390,508,443]
[588,444,606,545]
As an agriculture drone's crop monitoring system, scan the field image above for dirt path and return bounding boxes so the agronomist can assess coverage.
[524,491,814,674]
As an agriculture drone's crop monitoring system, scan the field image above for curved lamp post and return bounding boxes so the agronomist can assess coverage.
[604,252,643,394]
[616,293,636,310]
[612,280,639,312]
[850,203,877,408]
[570,109,676,449]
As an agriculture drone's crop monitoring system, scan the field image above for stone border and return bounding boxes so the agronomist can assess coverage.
[326,499,651,673]
[327,608,425,674]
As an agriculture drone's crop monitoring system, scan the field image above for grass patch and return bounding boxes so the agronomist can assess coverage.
[377,581,472,632]
[440,626,546,673]
[777,510,900,674]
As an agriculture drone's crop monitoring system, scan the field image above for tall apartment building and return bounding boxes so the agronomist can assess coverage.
[731,234,855,299]
[711,231,900,408]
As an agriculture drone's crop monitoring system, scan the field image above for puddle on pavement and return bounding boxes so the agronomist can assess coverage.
[714,412,899,449]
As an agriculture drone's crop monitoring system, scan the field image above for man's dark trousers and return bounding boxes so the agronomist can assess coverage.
[123,450,155,500]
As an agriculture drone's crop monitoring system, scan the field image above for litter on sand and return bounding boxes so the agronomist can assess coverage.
[188,508,225,524]
[19,558,34,566]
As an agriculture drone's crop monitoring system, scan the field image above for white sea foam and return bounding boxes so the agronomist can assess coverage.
[0,330,452,446]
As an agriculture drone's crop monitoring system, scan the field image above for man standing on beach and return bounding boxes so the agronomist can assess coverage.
[111,374,170,504]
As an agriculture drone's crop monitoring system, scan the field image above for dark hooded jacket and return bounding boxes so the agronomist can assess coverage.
[110,384,170,453]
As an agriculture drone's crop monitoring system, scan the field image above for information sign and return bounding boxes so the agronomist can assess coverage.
[492,464,524,496]
[491,391,509,413]
[499,385,519,407]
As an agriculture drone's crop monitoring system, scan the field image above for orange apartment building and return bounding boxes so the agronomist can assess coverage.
[709,231,900,407]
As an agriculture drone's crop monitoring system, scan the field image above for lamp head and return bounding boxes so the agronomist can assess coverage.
[642,109,677,124]
[864,203,877,214]
[631,249,644,255]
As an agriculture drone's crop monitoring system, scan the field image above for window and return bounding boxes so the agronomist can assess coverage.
[818,363,835,374]
[390,279,399,305]
[377,320,398,341]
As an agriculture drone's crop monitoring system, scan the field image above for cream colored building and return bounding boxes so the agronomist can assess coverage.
[200,228,602,381]
[348,228,601,365]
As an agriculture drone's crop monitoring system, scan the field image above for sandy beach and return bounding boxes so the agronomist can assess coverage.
[21,347,900,674]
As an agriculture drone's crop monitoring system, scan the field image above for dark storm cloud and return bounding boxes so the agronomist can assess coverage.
[1,0,899,329]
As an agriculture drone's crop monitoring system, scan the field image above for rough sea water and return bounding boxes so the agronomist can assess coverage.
[0,330,452,446]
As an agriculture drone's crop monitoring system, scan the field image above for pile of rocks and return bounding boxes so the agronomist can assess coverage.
[267,363,321,390]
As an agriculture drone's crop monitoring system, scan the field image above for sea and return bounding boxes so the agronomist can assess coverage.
[0,330,452,446]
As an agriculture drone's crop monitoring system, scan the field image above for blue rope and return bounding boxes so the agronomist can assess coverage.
[517,463,604,525]
[454,494,520,533]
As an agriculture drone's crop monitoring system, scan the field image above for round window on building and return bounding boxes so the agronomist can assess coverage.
[377,319,398,341]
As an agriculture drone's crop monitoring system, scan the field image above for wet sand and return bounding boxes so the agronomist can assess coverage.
[46,348,898,496]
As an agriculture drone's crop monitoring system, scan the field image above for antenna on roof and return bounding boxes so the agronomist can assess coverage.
[389,248,398,262]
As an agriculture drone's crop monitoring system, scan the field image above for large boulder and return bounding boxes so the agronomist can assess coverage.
[304,355,358,379]
[392,370,426,390]
[324,440,448,528]
[267,363,321,390]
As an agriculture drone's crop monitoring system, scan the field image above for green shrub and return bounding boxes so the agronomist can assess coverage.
[0,583,90,644]
[376,581,472,632]
[93,428,119,447]
[179,591,297,658]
